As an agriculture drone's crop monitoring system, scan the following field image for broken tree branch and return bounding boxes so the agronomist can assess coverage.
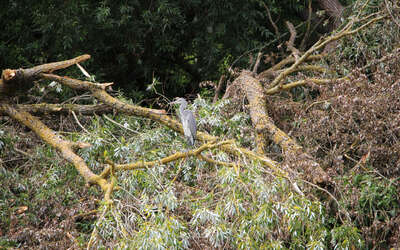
[300,0,313,50]
[268,14,386,88]
[105,140,233,173]
[257,54,326,80]
[237,70,330,184]
[0,55,91,97]
[285,21,301,59]
[213,74,226,103]
[265,76,347,95]
[0,104,114,202]
[237,70,269,155]
[0,103,113,116]
[252,52,263,74]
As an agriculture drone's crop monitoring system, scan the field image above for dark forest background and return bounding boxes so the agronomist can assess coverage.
[0,0,352,101]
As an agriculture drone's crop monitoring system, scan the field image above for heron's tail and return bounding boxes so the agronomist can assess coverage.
[186,136,195,147]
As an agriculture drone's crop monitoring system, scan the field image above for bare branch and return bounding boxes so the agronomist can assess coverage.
[385,0,400,28]
[41,73,113,90]
[285,21,301,59]
[0,103,113,115]
[213,74,226,103]
[0,55,91,96]
[266,77,345,95]
[257,54,326,80]
[300,0,313,50]
[269,14,386,88]
[0,104,112,199]
[263,2,280,37]
[236,70,330,184]
[252,52,263,74]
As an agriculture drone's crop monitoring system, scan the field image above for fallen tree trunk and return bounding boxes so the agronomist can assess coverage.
[0,55,90,97]
[237,70,329,184]
[221,12,387,186]
[0,103,113,116]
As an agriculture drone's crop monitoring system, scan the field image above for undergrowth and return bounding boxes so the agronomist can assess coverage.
[1,89,398,248]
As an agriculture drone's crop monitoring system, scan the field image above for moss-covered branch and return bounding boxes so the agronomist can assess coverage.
[267,14,386,88]
[101,141,234,178]
[236,71,330,184]
[0,103,113,115]
[0,55,90,97]
[0,104,114,203]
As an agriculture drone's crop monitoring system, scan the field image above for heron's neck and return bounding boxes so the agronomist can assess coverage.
[178,105,185,117]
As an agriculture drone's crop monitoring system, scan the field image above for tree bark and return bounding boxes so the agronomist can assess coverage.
[238,70,330,184]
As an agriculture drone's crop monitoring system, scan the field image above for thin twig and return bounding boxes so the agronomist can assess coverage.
[301,178,351,223]
[71,110,90,134]
[285,21,300,60]
[300,0,313,50]
[263,2,280,36]
[213,74,226,103]
[384,0,400,29]
[13,147,31,158]
[252,52,263,73]
[87,205,109,250]
[103,114,139,134]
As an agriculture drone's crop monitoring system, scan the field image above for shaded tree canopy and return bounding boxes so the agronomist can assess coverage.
[0,0,346,100]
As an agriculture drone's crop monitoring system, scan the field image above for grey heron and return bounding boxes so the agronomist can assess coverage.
[170,98,197,146]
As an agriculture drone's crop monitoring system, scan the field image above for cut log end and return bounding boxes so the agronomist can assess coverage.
[2,69,16,82]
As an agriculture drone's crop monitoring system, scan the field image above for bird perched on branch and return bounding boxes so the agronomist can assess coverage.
[170,97,197,147]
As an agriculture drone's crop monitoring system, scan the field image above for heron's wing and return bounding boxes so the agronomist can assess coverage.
[182,110,196,138]
[180,110,196,146]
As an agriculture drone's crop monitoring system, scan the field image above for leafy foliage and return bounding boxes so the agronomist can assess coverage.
[264,3,400,246]
[55,97,362,249]
[0,122,98,248]
[1,1,399,249]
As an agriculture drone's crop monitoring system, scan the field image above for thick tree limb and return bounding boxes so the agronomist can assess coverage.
[257,54,326,80]
[0,103,113,116]
[237,71,268,155]
[238,70,330,184]
[0,104,114,202]
[0,55,90,96]
[103,141,233,176]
